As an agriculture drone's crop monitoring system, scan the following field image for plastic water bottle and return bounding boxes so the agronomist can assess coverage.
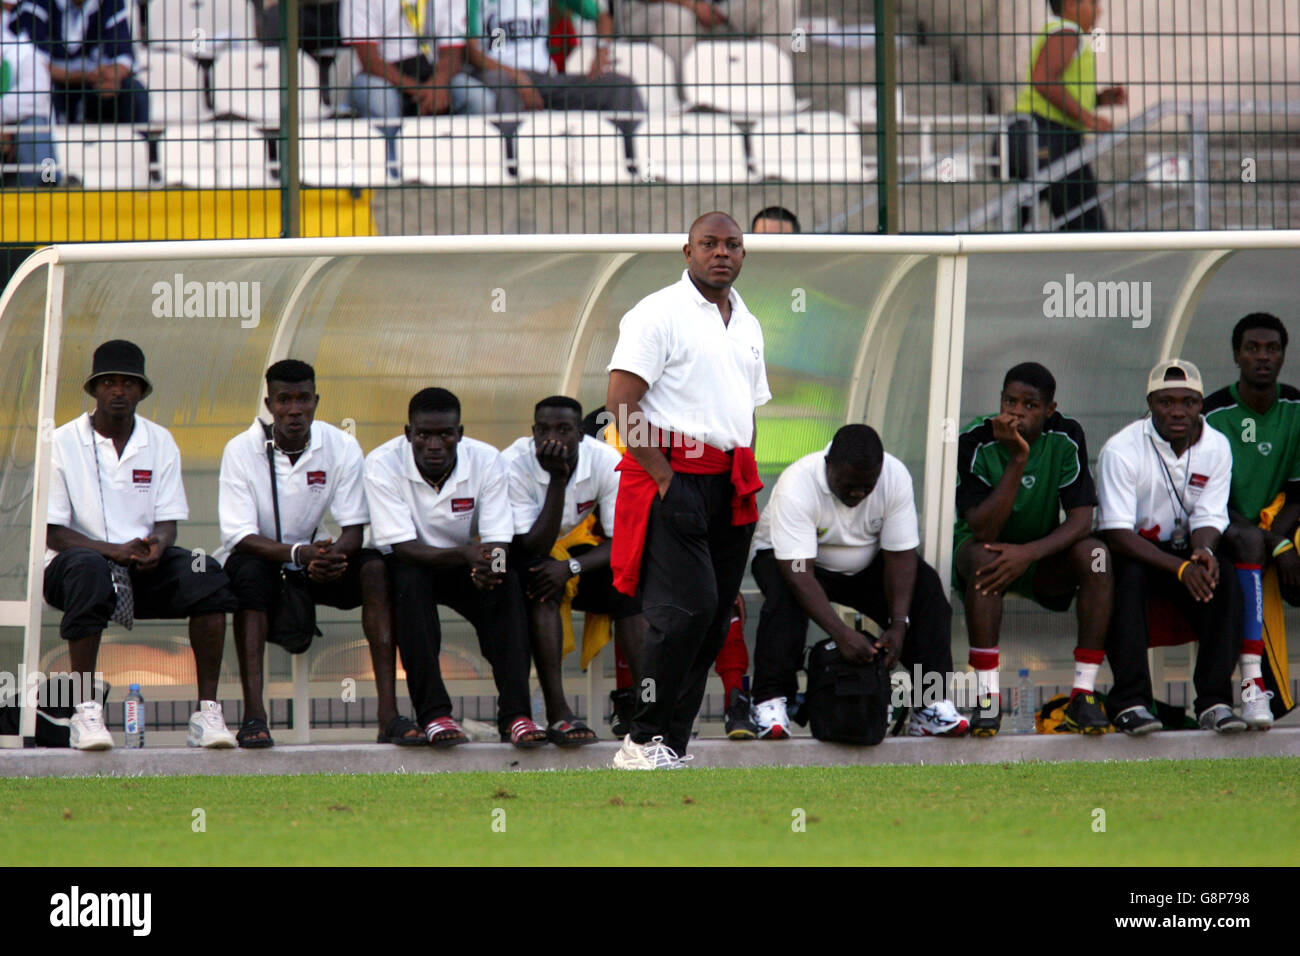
[1012,669,1035,734]
[124,684,145,749]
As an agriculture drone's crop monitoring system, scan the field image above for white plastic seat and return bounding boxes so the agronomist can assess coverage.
[211,47,324,126]
[513,112,633,184]
[298,119,392,187]
[140,51,212,125]
[397,116,508,186]
[53,127,151,188]
[159,122,270,187]
[158,127,217,186]
[681,40,803,118]
[565,40,682,117]
[147,0,255,57]
[633,113,748,184]
[750,111,866,182]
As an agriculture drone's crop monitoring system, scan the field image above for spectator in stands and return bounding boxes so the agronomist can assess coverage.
[1,2,58,185]
[1096,360,1246,735]
[1205,313,1300,729]
[216,360,421,749]
[749,424,968,739]
[11,0,149,124]
[465,0,641,112]
[365,387,548,748]
[1012,0,1125,230]
[345,0,493,119]
[44,340,238,751]
[750,205,799,233]
[954,362,1111,737]
[505,395,644,745]
[613,0,798,67]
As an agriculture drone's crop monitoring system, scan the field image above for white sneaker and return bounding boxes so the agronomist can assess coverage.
[753,696,790,739]
[907,699,970,737]
[1240,680,1274,731]
[69,701,114,751]
[612,734,690,770]
[187,701,237,748]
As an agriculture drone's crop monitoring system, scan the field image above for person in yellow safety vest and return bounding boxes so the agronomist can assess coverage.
[1012,0,1127,230]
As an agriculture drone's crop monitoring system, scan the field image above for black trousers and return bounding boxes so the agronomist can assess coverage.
[1106,545,1240,717]
[223,549,382,612]
[751,548,954,705]
[385,556,531,733]
[44,546,235,640]
[1014,115,1107,231]
[632,472,754,754]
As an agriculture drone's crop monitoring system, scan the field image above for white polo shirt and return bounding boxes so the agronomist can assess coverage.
[214,420,369,564]
[45,413,189,567]
[1,24,52,125]
[753,449,920,575]
[365,434,513,549]
[1096,416,1232,541]
[506,434,622,538]
[344,0,467,64]
[607,269,771,452]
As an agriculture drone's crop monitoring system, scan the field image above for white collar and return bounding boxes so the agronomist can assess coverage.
[402,440,464,492]
[80,412,146,452]
[679,269,741,315]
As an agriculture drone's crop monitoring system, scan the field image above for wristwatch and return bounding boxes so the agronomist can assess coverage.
[888,616,910,628]
[567,558,582,577]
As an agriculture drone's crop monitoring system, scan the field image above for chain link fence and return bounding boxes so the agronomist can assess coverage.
[1,0,1298,271]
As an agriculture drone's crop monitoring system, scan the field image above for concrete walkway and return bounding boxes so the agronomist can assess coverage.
[1,728,1297,777]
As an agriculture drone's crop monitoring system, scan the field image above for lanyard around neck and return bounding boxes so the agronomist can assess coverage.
[1148,434,1192,523]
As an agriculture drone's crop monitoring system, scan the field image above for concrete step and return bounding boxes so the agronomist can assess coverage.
[4,727,1296,777]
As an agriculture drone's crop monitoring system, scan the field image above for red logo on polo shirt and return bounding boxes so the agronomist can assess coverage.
[306,471,326,486]
[132,470,152,486]
[1189,473,1209,490]
[577,500,596,513]
[450,497,475,514]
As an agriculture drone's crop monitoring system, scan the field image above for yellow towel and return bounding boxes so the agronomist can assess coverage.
[1257,494,1294,712]
[552,514,613,671]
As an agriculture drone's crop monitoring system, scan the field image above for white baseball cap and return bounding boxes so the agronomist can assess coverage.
[1146,358,1203,397]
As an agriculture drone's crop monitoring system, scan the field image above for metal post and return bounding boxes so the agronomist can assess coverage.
[1190,107,1210,231]
[874,0,899,234]
[281,0,301,238]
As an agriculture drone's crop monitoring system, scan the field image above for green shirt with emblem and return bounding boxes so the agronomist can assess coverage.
[953,411,1097,554]
[1203,383,1300,521]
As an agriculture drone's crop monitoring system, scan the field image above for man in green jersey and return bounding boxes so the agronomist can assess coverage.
[954,362,1112,736]
[1203,312,1299,728]
[1012,0,1127,230]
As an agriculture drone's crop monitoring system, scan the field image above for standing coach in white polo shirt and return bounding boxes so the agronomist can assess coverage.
[44,340,238,750]
[749,425,969,740]
[365,387,546,748]
[216,359,419,749]
[606,211,768,769]
[1096,359,1246,735]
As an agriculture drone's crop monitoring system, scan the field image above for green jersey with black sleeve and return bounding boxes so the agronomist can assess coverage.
[953,411,1097,555]
[1203,382,1300,522]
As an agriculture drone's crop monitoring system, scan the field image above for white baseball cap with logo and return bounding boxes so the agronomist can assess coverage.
[1146,358,1203,397]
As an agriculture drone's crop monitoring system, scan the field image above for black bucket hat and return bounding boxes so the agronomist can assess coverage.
[83,339,153,399]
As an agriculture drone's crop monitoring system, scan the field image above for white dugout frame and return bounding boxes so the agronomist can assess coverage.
[2,230,1298,746]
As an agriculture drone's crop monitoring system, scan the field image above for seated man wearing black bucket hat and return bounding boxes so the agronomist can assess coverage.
[44,340,239,751]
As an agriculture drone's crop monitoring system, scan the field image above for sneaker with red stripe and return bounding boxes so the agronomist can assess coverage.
[753,697,790,740]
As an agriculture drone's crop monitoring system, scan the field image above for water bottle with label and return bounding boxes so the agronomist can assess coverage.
[1012,668,1035,734]
[124,684,145,749]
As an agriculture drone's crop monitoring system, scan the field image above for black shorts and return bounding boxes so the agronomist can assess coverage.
[222,548,383,613]
[44,546,237,641]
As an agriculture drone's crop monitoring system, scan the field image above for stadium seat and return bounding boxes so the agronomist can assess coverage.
[158,122,272,187]
[680,40,806,118]
[749,111,867,182]
[211,47,325,127]
[298,120,392,187]
[53,128,151,188]
[397,116,509,186]
[147,0,256,58]
[139,51,213,126]
[565,41,683,118]
[515,112,634,184]
[633,113,749,183]
[158,129,217,187]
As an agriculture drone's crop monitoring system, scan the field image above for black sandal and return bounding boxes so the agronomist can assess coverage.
[237,716,274,749]
[378,715,427,746]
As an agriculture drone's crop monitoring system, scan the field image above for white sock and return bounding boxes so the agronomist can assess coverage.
[1240,654,1263,683]
[1073,661,1100,693]
[976,668,999,698]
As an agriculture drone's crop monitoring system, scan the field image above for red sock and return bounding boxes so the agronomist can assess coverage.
[1242,639,1265,657]
[714,612,749,706]
[968,647,999,670]
[1071,647,1105,698]
[614,644,632,691]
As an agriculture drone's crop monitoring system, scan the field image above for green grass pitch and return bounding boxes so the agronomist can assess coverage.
[2,758,1296,866]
